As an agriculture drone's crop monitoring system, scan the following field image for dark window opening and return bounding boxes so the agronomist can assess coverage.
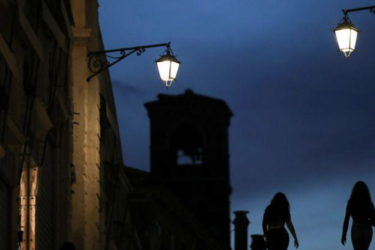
[171,123,204,166]
[177,147,202,165]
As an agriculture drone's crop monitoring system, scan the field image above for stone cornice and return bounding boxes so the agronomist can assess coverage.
[72,27,92,44]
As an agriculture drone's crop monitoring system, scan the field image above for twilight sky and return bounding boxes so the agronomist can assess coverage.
[98,0,375,249]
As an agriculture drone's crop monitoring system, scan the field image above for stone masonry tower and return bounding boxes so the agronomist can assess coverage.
[145,89,233,247]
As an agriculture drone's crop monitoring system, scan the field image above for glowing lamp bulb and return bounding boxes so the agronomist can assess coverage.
[334,17,359,58]
[156,50,180,88]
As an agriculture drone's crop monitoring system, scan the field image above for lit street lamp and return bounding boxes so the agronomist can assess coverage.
[334,16,358,58]
[156,49,180,88]
[334,6,375,58]
[87,42,180,87]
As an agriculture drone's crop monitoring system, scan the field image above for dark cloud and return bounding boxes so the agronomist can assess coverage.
[112,80,145,96]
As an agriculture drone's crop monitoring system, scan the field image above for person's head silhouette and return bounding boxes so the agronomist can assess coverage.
[349,181,372,207]
[265,192,291,223]
[270,192,290,209]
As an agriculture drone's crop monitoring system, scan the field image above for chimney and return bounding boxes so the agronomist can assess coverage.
[250,235,267,250]
[233,211,250,250]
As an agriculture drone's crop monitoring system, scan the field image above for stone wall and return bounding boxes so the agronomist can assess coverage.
[0,1,133,249]
[0,1,73,249]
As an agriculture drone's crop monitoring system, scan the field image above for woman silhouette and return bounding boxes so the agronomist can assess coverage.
[342,181,375,250]
[263,192,299,250]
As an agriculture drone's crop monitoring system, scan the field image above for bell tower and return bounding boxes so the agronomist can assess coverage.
[145,89,233,247]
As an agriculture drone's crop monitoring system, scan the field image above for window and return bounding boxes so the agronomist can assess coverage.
[171,123,204,166]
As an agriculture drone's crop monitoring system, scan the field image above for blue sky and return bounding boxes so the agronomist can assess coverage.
[98,0,375,249]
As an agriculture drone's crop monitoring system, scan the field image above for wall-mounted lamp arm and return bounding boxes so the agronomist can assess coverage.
[87,42,171,82]
[342,5,375,15]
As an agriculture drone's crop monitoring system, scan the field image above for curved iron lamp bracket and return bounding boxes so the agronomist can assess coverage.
[342,5,375,16]
[87,42,171,82]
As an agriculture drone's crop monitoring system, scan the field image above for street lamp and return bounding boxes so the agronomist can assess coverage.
[87,42,180,87]
[334,16,358,58]
[156,49,180,88]
[334,6,375,58]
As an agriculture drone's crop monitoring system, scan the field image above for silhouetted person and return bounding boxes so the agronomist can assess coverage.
[60,242,76,250]
[341,181,375,250]
[263,192,299,250]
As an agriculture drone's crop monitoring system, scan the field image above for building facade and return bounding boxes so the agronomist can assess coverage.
[0,1,134,249]
[0,2,241,250]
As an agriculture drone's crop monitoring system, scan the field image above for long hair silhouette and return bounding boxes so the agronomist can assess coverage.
[348,181,373,216]
[265,192,291,223]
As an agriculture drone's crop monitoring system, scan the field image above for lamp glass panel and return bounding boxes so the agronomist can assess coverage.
[335,28,358,52]
[350,29,358,50]
[157,61,172,81]
[335,28,351,52]
[170,61,180,79]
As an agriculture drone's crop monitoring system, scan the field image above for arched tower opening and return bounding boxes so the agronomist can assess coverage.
[171,123,204,166]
